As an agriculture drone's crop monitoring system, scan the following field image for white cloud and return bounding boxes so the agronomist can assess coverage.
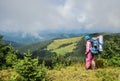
[77,14,87,23]
[0,0,120,36]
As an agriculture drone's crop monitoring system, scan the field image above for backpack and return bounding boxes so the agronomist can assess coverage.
[90,37,99,55]
[90,35,103,55]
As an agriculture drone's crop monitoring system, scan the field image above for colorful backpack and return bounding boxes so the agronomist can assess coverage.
[90,37,99,55]
[90,35,103,55]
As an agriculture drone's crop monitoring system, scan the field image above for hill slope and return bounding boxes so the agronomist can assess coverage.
[46,36,83,55]
[2,40,24,49]
[18,40,53,53]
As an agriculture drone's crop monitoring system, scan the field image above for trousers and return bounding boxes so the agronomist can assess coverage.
[86,52,95,69]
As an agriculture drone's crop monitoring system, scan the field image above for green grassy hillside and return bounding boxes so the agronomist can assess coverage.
[46,36,83,55]
[18,40,53,53]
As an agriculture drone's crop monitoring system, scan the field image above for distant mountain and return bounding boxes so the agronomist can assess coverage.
[2,40,24,49]
[1,33,41,45]
[0,32,82,45]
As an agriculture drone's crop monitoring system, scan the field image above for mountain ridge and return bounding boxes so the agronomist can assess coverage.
[0,32,83,45]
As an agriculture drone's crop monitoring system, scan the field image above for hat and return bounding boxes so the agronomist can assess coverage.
[85,35,90,40]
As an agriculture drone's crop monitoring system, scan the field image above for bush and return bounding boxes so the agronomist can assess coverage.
[109,55,120,67]
[5,46,18,68]
[99,37,120,67]
[0,44,18,69]
[14,51,49,81]
[51,54,71,69]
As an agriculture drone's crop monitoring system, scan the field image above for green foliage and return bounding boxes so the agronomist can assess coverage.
[2,40,24,49]
[51,54,71,69]
[0,41,8,69]
[99,34,120,67]
[5,46,18,67]
[0,36,18,69]
[14,51,48,81]
[72,36,85,57]
[62,36,86,63]
[18,40,53,53]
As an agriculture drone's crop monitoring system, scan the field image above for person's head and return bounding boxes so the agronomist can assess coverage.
[84,35,90,40]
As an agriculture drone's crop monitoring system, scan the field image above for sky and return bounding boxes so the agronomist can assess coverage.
[0,0,120,37]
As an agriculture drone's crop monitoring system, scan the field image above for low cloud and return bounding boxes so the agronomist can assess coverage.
[0,0,120,36]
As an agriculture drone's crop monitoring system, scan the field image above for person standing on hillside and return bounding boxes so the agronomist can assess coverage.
[84,35,96,70]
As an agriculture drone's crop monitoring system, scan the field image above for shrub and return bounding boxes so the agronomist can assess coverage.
[51,54,71,69]
[99,37,120,67]
[5,46,18,68]
[14,51,49,81]
[0,44,18,69]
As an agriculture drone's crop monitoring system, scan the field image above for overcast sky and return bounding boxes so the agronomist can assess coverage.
[0,0,120,36]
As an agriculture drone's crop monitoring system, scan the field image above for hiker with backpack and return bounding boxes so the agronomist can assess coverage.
[85,35,96,70]
[85,35,103,70]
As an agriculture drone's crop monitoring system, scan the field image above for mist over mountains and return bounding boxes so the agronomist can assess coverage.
[0,31,82,45]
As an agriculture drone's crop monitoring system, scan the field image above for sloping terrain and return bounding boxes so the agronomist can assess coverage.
[18,40,53,53]
[46,36,83,55]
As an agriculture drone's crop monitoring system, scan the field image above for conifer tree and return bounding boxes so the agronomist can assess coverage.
[0,36,17,69]
[14,51,48,81]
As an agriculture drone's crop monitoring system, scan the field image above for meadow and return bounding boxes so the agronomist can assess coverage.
[47,36,82,55]
[0,64,120,81]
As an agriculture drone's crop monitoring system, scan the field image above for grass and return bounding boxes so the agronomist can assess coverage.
[47,37,82,55]
[0,64,120,81]
[52,43,76,55]
[0,69,14,81]
[47,63,120,81]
